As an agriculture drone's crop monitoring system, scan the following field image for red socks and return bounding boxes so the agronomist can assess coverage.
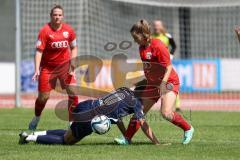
[68,95,78,121]
[124,117,141,141]
[35,94,78,121]
[171,112,191,131]
[35,98,47,117]
[123,112,190,141]
[65,73,78,121]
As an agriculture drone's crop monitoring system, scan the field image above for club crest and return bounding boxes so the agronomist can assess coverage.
[146,52,152,59]
[63,31,69,38]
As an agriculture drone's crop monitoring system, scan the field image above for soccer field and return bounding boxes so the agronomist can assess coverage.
[0,109,239,160]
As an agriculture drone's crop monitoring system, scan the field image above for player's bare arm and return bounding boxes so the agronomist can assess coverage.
[117,119,126,135]
[235,26,240,42]
[69,45,78,74]
[139,119,160,145]
[32,50,42,81]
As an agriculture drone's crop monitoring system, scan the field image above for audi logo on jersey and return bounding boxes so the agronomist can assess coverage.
[51,41,69,48]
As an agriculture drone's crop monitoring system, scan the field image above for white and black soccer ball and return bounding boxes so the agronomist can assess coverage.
[91,115,111,135]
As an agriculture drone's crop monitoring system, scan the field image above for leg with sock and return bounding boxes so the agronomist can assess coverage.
[32,129,66,136]
[124,117,141,141]
[124,99,155,141]
[114,98,155,145]
[29,92,50,130]
[171,112,191,131]
[114,117,141,145]
[65,73,78,122]
[46,129,66,136]
[36,135,65,145]
[160,91,194,144]
[67,95,78,121]
[22,130,66,145]
[34,97,48,117]
[160,92,191,131]
[125,98,155,140]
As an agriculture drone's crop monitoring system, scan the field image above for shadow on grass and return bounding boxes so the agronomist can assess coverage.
[68,141,176,146]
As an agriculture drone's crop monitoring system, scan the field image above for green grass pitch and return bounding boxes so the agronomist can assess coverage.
[0,108,240,160]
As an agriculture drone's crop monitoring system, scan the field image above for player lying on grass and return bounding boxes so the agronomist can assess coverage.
[19,87,160,145]
[115,19,194,145]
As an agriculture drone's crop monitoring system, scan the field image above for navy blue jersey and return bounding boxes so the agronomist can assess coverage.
[72,87,144,123]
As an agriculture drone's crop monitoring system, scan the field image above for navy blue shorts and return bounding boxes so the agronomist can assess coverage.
[70,100,100,140]
[73,100,99,112]
[70,121,92,140]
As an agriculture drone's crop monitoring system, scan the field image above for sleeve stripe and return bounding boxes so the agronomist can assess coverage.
[70,39,77,47]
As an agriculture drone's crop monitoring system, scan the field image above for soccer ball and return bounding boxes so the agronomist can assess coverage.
[91,115,111,135]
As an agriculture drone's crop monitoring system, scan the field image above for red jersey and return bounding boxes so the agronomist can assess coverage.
[139,38,179,85]
[36,23,77,67]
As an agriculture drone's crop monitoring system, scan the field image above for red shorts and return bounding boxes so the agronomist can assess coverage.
[38,65,76,92]
[140,82,179,102]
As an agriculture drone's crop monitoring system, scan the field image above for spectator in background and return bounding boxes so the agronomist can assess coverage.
[152,20,181,111]
[152,20,177,60]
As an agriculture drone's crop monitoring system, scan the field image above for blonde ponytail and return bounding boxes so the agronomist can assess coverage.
[130,19,151,42]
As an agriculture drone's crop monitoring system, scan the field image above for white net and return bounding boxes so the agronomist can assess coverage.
[16,0,240,110]
[20,0,81,59]
[20,0,240,59]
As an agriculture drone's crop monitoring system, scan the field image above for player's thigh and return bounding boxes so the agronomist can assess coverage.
[141,86,160,113]
[142,99,156,113]
[160,91,177,114]
[59,73,77,92]
[69,121,93,144]
[64,129,79,145]
[38,68,57,92]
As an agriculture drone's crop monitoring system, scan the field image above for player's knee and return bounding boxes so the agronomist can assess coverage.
[63,139,75,145]
[37,94,49,103]
[66,87,75,97]
[161,111,173,121]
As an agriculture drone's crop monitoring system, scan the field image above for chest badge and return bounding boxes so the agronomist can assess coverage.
[49,34,54,39]
[146,52,152,60]
[63,31,69,38]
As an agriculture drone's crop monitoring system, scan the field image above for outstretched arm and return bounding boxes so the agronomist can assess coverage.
[140,119,160,145]
[235,26,240,43]
[32,50,42,81]
[69,46,78,74]
[169,37,177,56]
[117,119,126,135]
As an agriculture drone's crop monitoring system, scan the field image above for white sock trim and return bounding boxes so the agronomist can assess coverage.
[26,135,38,142]
[33,131,47,136]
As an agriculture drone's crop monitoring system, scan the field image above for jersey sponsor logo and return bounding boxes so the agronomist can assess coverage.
[51,40,69,48]
[146,52,152,60]
[63,31,69,38]
[101,93,125,106]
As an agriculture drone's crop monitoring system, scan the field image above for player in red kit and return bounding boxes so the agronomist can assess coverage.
[28,5,78,130]
[115,19,194,145]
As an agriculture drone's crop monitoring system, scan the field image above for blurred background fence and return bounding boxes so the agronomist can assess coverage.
[1,0,240,110]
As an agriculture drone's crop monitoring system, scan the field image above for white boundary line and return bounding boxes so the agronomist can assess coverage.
[112,0,240,8]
